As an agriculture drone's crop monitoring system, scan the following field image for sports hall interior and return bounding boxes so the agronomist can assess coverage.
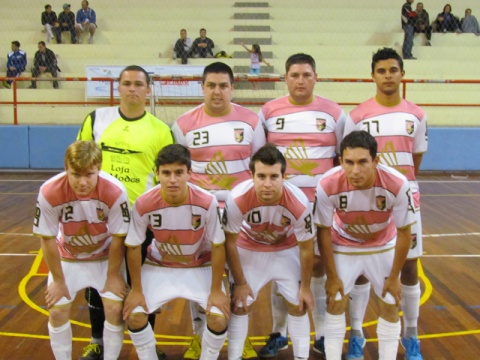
[0,0,479,359]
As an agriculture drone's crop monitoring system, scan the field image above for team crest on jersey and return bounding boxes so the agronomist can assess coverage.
[192,215,201,230]
[376,196,386,210]
[316,118,326,131]
[280,215,291,227]
[234,129,244,143]
[406,121,414,135]
[96,208,105,221]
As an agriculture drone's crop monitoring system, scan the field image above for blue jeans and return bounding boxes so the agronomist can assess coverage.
[402,24,414,58]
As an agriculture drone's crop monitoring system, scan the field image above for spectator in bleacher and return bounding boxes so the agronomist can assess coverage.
[59,4,77,44]
[41,4,61,44]
[191,28,215,58]
[414,2,432,46]
[460,8,480,34]
[75,0,97,44]
[2,41,26,89]
[173,29,192,64]
[435,4,461,33]
[29,41,60,89]
[401,0,417,60]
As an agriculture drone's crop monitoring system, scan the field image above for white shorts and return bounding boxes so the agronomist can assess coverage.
[407,208,422,259]
[230,246,301,307]
[333,244,397,305]
[131,263,225,316]
[47,259,125,306]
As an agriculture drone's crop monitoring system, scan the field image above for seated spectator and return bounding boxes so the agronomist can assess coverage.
[414,2,432,46]
[3,41,26,89]
[58,3,76,44]
[173,28,192,64]
[461,8,480,34]
[75,0,97,44]
[41,4,61,44]
[29,41,60,89]
[435,4,461,32]
[191,28,214,58]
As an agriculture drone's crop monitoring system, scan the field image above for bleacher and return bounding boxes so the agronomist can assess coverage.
[0,0,479,127]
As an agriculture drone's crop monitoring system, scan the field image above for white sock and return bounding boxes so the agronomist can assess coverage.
[129,324,157,360]
[48,321,72,360]
[377,317,401,360]
[227,313,249,360]
[270,282,288,337]
[324,312,346,360]
[311,275,327,339]
[401,282,420,338]
[349,282,370,337]
[200,327,227,360]
[287,313,310,359]
[190,301,206,339]
[103,321,124,360]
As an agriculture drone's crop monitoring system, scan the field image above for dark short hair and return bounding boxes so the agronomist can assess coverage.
[119,65,150,85]
[285,53,316,73]
[340,131,378,160]
[45,4,51,10]
[249,143,287,175]
[202,62,234,84]
[155,144,191,171]
[200,28,206,32]
[38,41,46,47]
[11,41,20,48]
[371,47,404,73]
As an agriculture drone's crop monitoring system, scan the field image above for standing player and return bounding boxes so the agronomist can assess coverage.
[314,131,415,360]
[123,144,229,360]
[78,65,173,360]
[171,61,266,359]
[33,141,130,360]
[224,144,314,360]
[258,53,346,357]
[343,47,427,360]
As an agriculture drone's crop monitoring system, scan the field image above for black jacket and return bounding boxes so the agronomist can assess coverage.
[41,11,58,25]
[34,48,61,71]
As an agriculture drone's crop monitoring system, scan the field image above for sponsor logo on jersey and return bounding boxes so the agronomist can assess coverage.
[192,214,201,230]
[96,207,105,221]
[234,128,244,143]
[406,120,414,135]
[376,195,386,210]
[201,151,238,190]
[284,139,318,176]
[281,215,291,227]
[316,118,326,131]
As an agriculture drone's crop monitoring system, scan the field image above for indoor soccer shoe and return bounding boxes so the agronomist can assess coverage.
[313,336,325,356]
[345,336,366,360]
[78,343,103,360]
[258,332,288,358]
[401,337,424,360]
[243,337,258,359]
[184,334,201,359]
[156,345,167,360]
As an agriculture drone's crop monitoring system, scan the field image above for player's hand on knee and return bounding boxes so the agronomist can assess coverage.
[103,273,129,299]
[231,283,253,313]
[382,276,401,306]
[206,290,230,319]
[325,276,344,305]
[45,280,71,308]
[123,289,148,321]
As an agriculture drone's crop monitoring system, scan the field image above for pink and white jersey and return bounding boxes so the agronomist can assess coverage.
[125,183,224,268]
[33,171,130,260]
[223,180,314,252]
[345,98,428,202]
[314,164,415,248]
[171,103,266,206]
[259,95,346,202]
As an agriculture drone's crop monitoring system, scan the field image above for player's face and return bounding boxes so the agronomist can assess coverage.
[202,72,233,116]
[157,163,191,204]
[285,63,317,105]
[180,30,187,39]
[118,70,151,107]
[371,59,404,97]
[252,162,285,205]
[340,147,378,189]
[66,164,100,197]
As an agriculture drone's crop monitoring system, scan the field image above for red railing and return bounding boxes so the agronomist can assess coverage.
[1,76,479,125]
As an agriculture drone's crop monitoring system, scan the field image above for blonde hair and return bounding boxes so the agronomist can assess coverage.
[64,140,102,171]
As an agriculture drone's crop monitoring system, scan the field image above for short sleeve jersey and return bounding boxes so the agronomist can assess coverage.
[314,164,415,247]
[171,103,266,205]
[223,180,314,252]
[259,95,346,202]
[125,183,224,268]
[77,107,174,205]
[344,98,428,202]
[33,171,130,260]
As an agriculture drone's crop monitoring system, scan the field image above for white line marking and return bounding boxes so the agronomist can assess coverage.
[423,232,480,238]
[0,233,34,237]
[0,254,37,256]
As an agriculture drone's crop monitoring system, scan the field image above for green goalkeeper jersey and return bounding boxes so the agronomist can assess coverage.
[78,106,173,205]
